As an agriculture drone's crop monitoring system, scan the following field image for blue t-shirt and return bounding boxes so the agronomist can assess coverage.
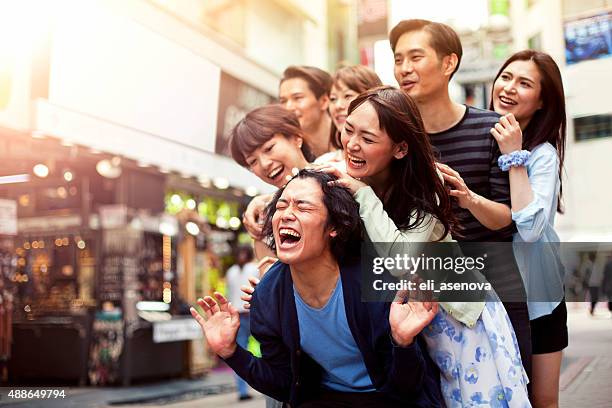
[294,277,375,392]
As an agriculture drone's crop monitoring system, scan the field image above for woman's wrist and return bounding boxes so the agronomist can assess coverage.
[498,150,531,171]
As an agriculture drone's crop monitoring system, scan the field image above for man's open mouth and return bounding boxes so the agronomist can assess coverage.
[279,228,302,248]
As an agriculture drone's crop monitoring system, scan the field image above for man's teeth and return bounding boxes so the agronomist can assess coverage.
[268,167,283,178]
[280,228,301,239]
[500,96,517,105]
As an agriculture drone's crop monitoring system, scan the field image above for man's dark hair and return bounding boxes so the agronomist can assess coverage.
[280,66,333,100]
[261,169,361,263]
[389,19,463,78]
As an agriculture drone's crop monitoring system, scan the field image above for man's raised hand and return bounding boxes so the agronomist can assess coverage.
[389,290,438,347]
[190,292,240,359]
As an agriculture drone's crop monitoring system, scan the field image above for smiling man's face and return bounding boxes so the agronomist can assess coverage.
[272,177,334,265]
[393,29,449,102]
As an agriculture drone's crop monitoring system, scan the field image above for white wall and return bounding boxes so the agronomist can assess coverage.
[244,0,304,74]
[510,0,612,240]
[49,1,221,153]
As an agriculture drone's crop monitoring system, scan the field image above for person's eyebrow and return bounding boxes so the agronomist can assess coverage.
[344,119,379,138]
[518,75,537,85]
[394,48,426,57]
[296,199,316,206]
[277,197,317,207]
[361,128,379,138]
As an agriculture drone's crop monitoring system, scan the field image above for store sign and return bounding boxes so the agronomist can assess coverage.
[153,318,203,343]
[215,71,273,158]
[565,11,612,65]
[0,199,17,235]
[18,214,81,233]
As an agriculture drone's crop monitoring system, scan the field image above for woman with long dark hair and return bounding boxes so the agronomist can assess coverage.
[319,86,530,407]
[490,50,567,408]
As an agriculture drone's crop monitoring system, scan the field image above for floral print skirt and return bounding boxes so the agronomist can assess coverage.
[422,296,531,408]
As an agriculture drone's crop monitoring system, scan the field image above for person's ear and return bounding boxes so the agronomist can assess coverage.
[329,229,338,238]
[393,142,408,159]
[442,53,458,77]
[293,136,303,149]
[319,95,330,111]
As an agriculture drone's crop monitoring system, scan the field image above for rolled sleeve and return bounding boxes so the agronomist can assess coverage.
[511,144,559,243]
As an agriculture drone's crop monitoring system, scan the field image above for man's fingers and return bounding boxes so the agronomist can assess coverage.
[393,289,410,303]
[430,302,439,315]
[228,302,240,324]
[448,190,465,198]
[240,293,252,302]
[242,303,251,310]
[241,285,254,295]
[203,296,220,314]
[197,298,214,318]
[190,307,206,326]
[214,292,229,313]
[256,256,276,268]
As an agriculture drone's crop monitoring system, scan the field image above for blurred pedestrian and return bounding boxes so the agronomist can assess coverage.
[588,252,606,315]
[279,66,335,159]
[602,254,612,314]
[225,246,259,401]
[490,49,569,408]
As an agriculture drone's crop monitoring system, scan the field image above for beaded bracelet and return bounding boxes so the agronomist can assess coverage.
[498,150,531,171]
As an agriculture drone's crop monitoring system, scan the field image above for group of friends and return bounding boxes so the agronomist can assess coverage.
[190,19,568,408]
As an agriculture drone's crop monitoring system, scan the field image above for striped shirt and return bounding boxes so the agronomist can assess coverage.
[429,105,515,242]
[429,106,525,301]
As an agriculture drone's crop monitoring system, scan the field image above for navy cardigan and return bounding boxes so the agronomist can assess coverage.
[224,261,442,407]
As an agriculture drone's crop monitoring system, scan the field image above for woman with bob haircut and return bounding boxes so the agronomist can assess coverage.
[318,86,530,407]
[230,104,314,189]
[490,50,568,408]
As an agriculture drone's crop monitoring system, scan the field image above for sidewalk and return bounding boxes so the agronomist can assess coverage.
[559,302,612,407]
[0,368,235,408]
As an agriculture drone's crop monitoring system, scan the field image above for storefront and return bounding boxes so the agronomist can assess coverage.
[0,133,198,385]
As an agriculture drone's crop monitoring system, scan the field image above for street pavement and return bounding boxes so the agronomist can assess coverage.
[559,302,612,408]
[1,302,609,407]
